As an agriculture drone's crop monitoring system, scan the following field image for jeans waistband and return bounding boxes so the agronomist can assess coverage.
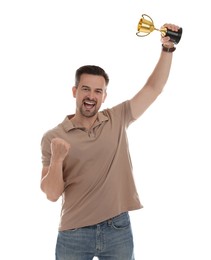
[97,212,128,226]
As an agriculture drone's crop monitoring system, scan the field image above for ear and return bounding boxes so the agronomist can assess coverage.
[102,91,107,103]
[72,86,77,98]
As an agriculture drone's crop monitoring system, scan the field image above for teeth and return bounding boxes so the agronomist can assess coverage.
[85,101,95,105]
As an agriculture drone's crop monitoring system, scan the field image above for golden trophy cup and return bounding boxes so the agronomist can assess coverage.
[136,14,182,44]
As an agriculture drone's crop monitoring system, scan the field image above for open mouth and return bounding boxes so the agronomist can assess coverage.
[83,100,96,110]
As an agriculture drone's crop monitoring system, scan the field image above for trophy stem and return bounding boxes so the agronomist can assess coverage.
[153,28,166,37]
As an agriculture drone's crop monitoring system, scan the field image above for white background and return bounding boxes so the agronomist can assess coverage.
[0,0,211,259]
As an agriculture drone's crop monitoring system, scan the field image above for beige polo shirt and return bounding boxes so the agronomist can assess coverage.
[41,100,143,231]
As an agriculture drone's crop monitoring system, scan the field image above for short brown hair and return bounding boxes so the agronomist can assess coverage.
[75,65,109,87]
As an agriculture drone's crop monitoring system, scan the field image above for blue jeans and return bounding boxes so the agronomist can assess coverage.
[56,212,135,260]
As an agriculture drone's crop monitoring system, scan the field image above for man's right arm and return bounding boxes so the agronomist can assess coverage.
[40,137,70,202]
[40,162,65,202]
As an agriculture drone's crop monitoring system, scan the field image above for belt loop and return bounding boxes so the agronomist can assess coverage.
[107,218,112,226]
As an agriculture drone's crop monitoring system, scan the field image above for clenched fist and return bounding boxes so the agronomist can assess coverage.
[51,137,70,162]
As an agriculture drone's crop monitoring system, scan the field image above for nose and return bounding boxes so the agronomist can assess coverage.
[87,90,95,100]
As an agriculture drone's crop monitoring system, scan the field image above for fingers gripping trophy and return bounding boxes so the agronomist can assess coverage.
[136,14,182,51]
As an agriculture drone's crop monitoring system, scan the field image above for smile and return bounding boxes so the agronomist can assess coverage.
[83,100,96,110]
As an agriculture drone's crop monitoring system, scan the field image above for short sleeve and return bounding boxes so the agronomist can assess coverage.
[40,133,52,167]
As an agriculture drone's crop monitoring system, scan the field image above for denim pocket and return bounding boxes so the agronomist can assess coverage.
[111,212,131,230]
[60,228,78,237]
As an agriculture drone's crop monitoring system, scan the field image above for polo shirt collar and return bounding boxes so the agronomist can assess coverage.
[62,111,108,132]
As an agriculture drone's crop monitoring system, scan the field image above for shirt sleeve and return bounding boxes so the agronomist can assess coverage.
[107,100,136,129]
[40,133,52,167]
[124,100,136,127]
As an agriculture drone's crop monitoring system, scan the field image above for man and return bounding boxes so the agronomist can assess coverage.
[40,23,180,260]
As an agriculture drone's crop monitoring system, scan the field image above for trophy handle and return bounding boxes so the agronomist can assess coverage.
[142,14,154,24]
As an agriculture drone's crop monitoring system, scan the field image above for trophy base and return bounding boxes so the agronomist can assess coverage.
[166,27,183,44]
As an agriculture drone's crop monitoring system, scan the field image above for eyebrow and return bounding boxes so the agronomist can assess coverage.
[81,85,90,89]
[81,85,104,91]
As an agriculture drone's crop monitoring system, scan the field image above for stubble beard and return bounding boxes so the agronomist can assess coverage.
[79,106,98,118]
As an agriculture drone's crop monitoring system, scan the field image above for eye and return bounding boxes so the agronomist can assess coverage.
[82,87,89,92]
[96,89,103,94]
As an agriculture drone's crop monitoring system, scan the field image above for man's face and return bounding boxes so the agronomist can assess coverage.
[72,74,107,118]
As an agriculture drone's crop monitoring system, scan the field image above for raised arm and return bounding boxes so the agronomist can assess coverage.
[130,23,180,120]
